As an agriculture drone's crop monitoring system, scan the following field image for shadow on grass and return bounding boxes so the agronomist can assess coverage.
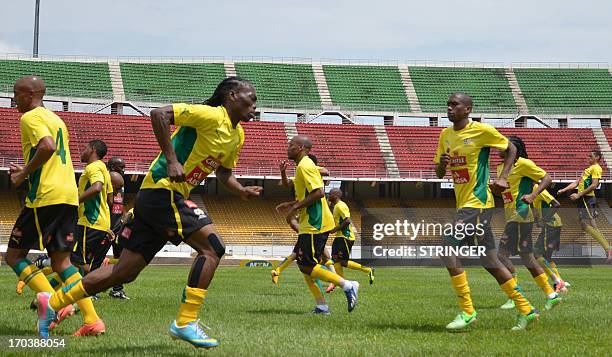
[91,343,200,356]
[246,307,305,316]
[0,325,39,335]
[368,321,447,333]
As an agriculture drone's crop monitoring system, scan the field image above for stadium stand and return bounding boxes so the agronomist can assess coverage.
[120,62,227,103]
[234,63,321,109]
[0,60,112,98]
[513,68,612,114]
[0,191,21,244]
[295,123,387,177]
[235,121,288,176]
[386,126,443,174]
[408,66,517,113]
[322,65,410,111]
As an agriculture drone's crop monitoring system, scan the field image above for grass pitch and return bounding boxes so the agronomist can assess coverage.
[0,264,611,356]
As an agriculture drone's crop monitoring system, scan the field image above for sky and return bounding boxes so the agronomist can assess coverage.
[1,0,611,63]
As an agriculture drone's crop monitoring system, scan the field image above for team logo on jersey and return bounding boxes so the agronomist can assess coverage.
[451,168,470,184]
[502,192,514,204]
[185,167,207,186]
[463,138,472,145]
[203,156,221,171]
[450,154,467,167]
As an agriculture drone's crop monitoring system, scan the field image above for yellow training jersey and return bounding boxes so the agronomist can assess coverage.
[497,157,547,223]
[434,121,509,209]
[332,200,355,241]
[578,164,602,197]
[20,106,78,208]
[78,160,112,231]
[294,156,334,235]
[141,104,244,198]
[533,188,562,228]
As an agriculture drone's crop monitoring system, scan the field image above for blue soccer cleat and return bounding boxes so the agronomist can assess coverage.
[169,320,219,349]
[344,281,360,312]
[36,292,57,338]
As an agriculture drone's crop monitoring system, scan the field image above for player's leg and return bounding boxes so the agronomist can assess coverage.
[326,238,344,293]
[579,198,611,259]
[109,237,129,299]
[344,239,373,282]
[271,252,296,285]
[496,222,524,310]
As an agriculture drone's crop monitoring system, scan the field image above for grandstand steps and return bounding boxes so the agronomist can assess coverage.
[224,62,237,77]
[374,125,401,178]
[284,122,298,141]
[108,60,126,102]
[311,64,333,109]
[397,65,421,113]
[596,200,612,225]
[591,127,612,171]
[504,68,529,114]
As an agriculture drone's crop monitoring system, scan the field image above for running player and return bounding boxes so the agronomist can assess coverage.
[71,140,113,276]
[276,135,359,314]
[36,77,262,348]
[434,92,538,331]
[326,188,374,293]
[5,76,104,338]
[495,136,562,311]
[272,154,333,285]
[107,157,130,299]
[558,149,611,262]
[532,185,569,292]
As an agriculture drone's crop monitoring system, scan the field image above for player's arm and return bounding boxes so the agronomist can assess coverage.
[279,160,293,187]
[558,178,579,195]
[150,105,184,182]
[80,182,103,203]
[284,187,325,223]
[492,141,517,190]
[330,217,351,234]
[9,136,56,187]
[571,178,599,200]
[521,174,552,204]
[435,149,450,179]
[216,166,262,200]
[318,166,330,177]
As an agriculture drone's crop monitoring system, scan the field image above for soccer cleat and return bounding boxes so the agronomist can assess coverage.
[16,280,26,295]
[30,298,38,310]
[368,267,375,285]
[564,281,571,288]
[73,319,106,336]
[311,306,331,315]
[34,254,49,269]
[90,294,100,301]
[325,283,336,293]
[544,295,562,311]
[109,289,130,300]
[169,320,219,349]
[49,304,76,331]
[511,309,539,331]
[344,281,359,312]
[553,280,566,294]
[36,292,57,338]
[446,311,477,330]
[271,269,279,285]
[500,299,516,310]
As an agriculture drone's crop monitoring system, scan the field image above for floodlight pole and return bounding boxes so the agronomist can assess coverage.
[33,0,40,58]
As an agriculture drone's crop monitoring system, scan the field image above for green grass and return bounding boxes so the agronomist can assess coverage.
[1,265,610,356]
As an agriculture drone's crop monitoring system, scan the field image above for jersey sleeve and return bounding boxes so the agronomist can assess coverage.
[592,165,603,179]
[479,124,509,151]
[20,112,53,147]
[301,162,324,193]
[106,173,113,194]
[433,130,446,164]
[539,189,555,205]
[520,159,547,182]
[172,104,219,130]
[221,127,244,169]
[86,164,105,186]
[338,203,350,220]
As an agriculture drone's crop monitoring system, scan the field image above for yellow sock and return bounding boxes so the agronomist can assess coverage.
[347,260,371,274]
[310,264,343,285]
[107,258,119,265]
[277,255,295,274]
[41,266,54,276]
[303,274,323,301]
[176,286,207,327]
[58,266,99,324]
[12,259,53,293]
[450,271,474,315]
[536,257,556,279]
[533,273,555,296]
[47,273,62,291]
[549,261,562,280]
[500,278,532,315]
[49,279,88,311]
[584,225,610,251]
[334,262,344,278]
[324,260,337,274]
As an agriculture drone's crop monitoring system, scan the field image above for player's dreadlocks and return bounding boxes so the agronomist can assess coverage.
[204,77,252,107]
[508,135,527,159]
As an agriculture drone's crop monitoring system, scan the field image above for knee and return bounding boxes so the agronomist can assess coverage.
[4,250,25,268]
[298,265,313,275]
[207,233,226,260]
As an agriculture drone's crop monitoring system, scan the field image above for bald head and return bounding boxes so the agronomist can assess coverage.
[13,76,46,113]
[291,135,312,148]
[328,188,343,203]
[450,92,472,107]
[110,171,125,191]
[287,135,313,162]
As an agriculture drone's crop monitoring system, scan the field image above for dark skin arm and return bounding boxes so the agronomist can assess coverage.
[491,141,517,191]
[79,182,102,203]
[277,188,325,224]
[520,174,552,204]
[10,136,56,187]
[150,106,184,182]
[216,166,262,200]
[435,148,451,179]
[329,217,351,234]
[570,178,599,200]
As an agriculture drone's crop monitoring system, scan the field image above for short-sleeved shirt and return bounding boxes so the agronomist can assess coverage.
[141,104,244,198]
[332,200,355,241]
[78,160,112,231]
[533,188,562,228]
[434,121,509,209]
[497,157,547,223]
[578,164,602,197]
[20,107,78,208]
[294,156,334,234]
